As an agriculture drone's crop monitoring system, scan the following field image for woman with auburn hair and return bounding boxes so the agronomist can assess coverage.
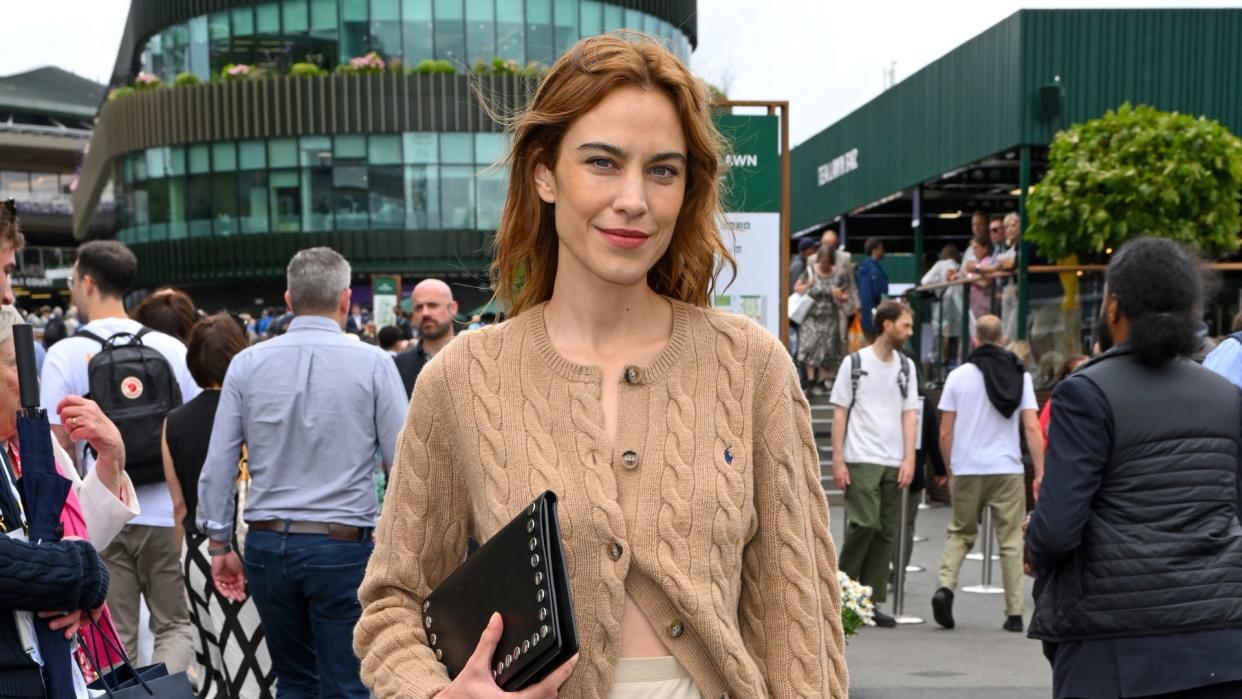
[355,33,848,699]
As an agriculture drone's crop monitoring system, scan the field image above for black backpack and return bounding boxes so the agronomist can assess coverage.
[76,328,184,486]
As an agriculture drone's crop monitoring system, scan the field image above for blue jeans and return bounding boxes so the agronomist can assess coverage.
[241,530,373,698]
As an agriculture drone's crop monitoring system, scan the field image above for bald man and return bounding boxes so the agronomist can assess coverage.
[394,279,459,398]
[933,314,1043,633]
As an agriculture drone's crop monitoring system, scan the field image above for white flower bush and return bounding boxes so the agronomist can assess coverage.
[837,571,875,637]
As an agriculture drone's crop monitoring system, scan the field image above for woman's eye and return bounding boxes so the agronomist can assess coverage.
[650,165,677,178]
[588,158,614,170]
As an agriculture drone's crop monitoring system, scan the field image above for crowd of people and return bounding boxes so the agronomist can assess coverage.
[2,234,485,697]
[0,30,1241,699]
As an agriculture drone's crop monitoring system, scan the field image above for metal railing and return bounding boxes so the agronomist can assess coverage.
[909,261,1241,387]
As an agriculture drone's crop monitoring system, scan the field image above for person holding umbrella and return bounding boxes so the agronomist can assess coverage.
[0,319,111,697]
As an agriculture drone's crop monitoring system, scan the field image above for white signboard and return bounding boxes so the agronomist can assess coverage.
[374,294,398,328]
[714,211,782,337]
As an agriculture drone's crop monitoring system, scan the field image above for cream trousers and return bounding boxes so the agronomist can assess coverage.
[608,656,704,699]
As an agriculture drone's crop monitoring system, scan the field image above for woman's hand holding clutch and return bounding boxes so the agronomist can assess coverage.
[435,613,579,699]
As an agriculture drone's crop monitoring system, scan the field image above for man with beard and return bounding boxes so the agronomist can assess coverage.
[394,279,459,398]
[1026,237,1242,698]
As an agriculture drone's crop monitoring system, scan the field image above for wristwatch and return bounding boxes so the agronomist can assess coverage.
[207,541,233,556]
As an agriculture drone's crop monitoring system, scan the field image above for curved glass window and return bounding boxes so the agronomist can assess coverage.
[114,132,512,243]
[139,0,691,83]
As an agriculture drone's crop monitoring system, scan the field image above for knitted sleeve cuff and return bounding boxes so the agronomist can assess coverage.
[74,541,110,611]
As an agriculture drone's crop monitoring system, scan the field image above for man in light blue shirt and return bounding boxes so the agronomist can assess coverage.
[1204,329,1242,390]
[197,247,407,698]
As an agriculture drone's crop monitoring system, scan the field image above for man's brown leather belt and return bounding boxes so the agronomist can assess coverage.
[246,520,373,542]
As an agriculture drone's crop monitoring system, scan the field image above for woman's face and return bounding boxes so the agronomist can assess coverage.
[1005,216,1020,244]
[535,85,687,291]
[973,240,989,260]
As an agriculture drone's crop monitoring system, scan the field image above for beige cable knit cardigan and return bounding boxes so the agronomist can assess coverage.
[354,299,848,698]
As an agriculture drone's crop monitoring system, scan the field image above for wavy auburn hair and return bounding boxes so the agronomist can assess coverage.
[489,33,735,317]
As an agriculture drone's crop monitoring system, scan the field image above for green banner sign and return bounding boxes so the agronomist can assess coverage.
[373,275,400,296]
[715,114,780,214]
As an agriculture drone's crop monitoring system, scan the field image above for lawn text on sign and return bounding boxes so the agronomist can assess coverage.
[712,108,787,340]
[818,148,860,186]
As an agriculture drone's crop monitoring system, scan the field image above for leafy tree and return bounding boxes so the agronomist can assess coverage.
[1027,103,1242,260]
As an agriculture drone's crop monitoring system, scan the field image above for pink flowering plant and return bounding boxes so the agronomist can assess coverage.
[134,71,162,90]
[347,51,386,74]
[222,63,253,81]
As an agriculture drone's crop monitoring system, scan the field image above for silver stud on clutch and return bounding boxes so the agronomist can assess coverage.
[523,640,531,653]
[534,571,543,585]
[496,661,504,674]
[540,625,549,638]
[527,519,535,533]
[428,633,437,646]
[532,632,540,646]
[505,654,512,668]
[435,648,443,661]
[537,589,546,603]
[423,615,432,629]
[529,503,536,515]
[539,607,547,621]
[513,645,521,660]
[529,537,538,551]
[422,600,430,613]
[530,553,540,568]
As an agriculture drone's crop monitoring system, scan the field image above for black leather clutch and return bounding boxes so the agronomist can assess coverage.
[422,491,578,691]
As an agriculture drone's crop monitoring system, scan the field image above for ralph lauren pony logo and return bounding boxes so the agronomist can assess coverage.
[724,446,733,465]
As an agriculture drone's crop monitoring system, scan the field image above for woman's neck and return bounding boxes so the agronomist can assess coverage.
[544,268,670,361]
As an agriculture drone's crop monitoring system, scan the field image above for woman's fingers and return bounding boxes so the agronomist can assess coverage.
[463,612,504,678]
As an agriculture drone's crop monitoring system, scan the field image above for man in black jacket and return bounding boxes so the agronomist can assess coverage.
[0,446,110,697]
[1026,237,1242,699]
[394,279,458,398]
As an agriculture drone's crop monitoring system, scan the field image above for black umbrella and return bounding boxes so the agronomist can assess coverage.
[12,323,76,698]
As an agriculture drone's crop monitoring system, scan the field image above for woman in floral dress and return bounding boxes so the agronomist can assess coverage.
[797,244,858,393]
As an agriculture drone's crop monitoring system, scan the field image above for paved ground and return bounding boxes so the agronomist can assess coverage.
[836,501,1053,699]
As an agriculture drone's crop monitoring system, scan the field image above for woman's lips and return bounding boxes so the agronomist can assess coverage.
[598,227,650,250]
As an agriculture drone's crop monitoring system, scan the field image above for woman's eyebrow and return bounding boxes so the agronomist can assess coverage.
[647,151,687,165]
[577,142,627,159]
[576,143,687,166]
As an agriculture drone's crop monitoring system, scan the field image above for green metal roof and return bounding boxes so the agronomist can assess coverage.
[792,9,1242,232]
[0,67,105,120]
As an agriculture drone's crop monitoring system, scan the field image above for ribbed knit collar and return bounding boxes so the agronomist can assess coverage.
[525,297,692,385]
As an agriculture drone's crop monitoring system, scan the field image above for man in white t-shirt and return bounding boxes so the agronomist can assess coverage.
[830,300,919,627]
[40,241,197,670]
[932,314,1044,634]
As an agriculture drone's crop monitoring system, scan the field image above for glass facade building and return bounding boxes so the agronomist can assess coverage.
[140,0,691,83]
[73,0,696,297]
[115,132,508,242]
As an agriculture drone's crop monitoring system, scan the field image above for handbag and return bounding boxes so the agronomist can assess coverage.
[78,619,194,698]
[422,491,578,691]
[847,313,866,353]
[788,292,813,325]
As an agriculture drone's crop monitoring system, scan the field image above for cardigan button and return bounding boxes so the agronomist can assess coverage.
[609,543,624,561]
[623,366,640,384]
[669,621,684,638]
[621,450,639,469]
